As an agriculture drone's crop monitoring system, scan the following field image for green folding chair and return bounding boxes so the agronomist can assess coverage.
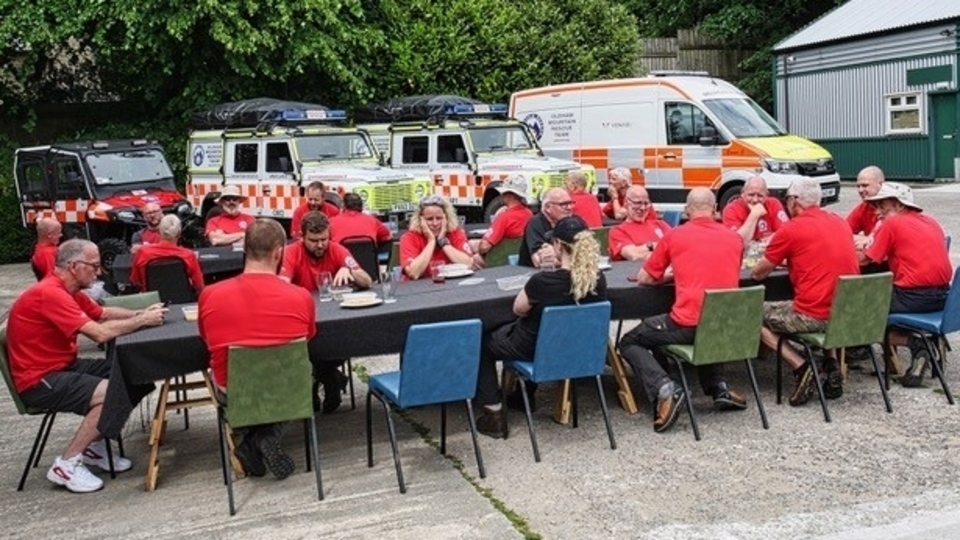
[217,339,323,515]
[775,273,894,422]
[591,226,611,257]
[483,237,522,267]
[656,286,767,441]
[101,290,160,309]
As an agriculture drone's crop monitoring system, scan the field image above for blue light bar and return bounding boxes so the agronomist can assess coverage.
[442,103,509,116]
[278,109,347,122]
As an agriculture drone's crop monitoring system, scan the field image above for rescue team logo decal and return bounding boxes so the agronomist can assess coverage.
[522,114,544,141]
[192,145,205,167]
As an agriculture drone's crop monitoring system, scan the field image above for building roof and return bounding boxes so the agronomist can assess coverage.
[774,0,960,52]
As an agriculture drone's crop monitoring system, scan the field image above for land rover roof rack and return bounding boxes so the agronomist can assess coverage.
[192,97,347,130]
[649,70,712,77]
[355,95,508,123]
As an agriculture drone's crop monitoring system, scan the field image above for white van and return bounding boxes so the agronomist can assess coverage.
[510,72,841,209]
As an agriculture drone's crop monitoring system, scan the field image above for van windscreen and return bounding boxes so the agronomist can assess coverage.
[703,98,786,138]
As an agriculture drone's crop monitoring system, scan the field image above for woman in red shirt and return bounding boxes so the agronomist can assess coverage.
[399,195,475,280]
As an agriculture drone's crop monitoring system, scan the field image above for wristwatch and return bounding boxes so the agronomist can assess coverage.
[436,237,450,249]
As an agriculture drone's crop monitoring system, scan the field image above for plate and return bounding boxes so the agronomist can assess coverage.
[340,297,384,309]
[342,292,377,303]
[442,268,475,279]
[598,263,612,271]
[199,254,220,260]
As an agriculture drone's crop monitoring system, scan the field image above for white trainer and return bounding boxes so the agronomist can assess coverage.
[82,440,133,473]
[46,455,104,493]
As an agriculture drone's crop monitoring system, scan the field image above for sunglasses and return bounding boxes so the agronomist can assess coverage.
[549,200,575,208]
[72,260,102,271]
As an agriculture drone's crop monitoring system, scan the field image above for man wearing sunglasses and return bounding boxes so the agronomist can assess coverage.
[518,187,574,268]
[8,239,166,493]
[205,185,255,246]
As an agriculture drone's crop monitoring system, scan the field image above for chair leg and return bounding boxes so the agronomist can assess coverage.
[868,346,894,413]
[776,337,785,404]
[34,412,57,468]
[924,334,954,405]
[216,408,228,486]
[303,419,312,471]
[308,414,324,501]
[117,435,125,458]
[440,403,448,455]
[883,328,894,391]
[499,369,511,440]
[674,360,700,441]
[104,438,116,479]
[18,412,55,491]
[571,380,579,429]
[365,392,374,468]
[517,377,541,462]
[464,399,486,479]
[803,343,831,423]
[381,399,406,494]
[594,375,617,450]
[744,359,769,430]
[342,358,356,410]
[219,415,236,516]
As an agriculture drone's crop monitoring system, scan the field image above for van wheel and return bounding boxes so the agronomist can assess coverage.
[483,196,505,224]
[718,185,742,210]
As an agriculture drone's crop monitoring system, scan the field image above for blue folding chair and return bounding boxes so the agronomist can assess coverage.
[366,319,485,493]
[885,266,960,405]
[502,301,616,462]
[662,210,683,228]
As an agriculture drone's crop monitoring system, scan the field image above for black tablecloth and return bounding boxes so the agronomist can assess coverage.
[99,261,791,438]
[111,246,245,285]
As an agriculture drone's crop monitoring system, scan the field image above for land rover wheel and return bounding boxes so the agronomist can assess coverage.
[97,237,129,274]
[483,195,505,224]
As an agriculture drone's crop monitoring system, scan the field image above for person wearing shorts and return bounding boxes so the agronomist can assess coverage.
[8,239,165,493]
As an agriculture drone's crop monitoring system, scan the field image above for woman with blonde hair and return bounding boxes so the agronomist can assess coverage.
[473,215,607,438]
[399,195,475,280]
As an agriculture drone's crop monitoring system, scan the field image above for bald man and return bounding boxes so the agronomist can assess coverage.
[565,171,602,228]
[518,187,573,268]
[721,176,789,243]
[131,202,163,251]
[608,186,672,261]
[619,188,748,434]
[848,166,885,249]
[31,217,63,279]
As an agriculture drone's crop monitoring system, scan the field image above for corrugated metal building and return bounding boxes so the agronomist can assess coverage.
[773,0,960,180]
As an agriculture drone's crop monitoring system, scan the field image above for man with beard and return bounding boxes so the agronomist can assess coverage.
[291,181,341,239]
[280,211,372,412]
[132,202,163,250]
[205,185,256,246]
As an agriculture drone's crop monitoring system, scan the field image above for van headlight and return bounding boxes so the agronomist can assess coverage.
[763,159,799,174]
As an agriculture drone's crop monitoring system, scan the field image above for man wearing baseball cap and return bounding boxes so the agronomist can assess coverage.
[472,176,534,257]
[205,185,256,246]
[859,182,952,387]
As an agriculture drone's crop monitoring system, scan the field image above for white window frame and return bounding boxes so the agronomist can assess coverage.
[884,92,924,135]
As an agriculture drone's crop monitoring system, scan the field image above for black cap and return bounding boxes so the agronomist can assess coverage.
[545,215,589,243]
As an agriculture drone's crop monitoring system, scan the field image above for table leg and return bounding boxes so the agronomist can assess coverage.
[606,339,638,415]
[553,380,572,425]
[145,379,171,492]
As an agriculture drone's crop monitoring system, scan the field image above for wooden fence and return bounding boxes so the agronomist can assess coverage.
[637,28,754,80]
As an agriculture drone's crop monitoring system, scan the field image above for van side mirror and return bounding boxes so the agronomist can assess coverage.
[278,157,292,173]
[698,126,717,147]
[455,148,468,164]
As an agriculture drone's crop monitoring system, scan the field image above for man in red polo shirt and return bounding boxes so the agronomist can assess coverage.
[330,193,392,246]
[30,217,62,279]
[472,176,533,257]
[205,185,256,246]
[565,170,602,228]
[602,167,631,220]
[618,188,747,434]
[281,211,371,413]
[722,176,789,243]
[199,218,316,479]
[860,182,951,387]
[753,178,859,406]
[9,239,165,493]
[129,215,205,295]
[131,202,163,251]
[848,166,885,249]
[291,181,341,239]
[608,186,672,261]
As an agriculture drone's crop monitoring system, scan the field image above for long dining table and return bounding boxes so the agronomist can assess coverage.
[100,261,792,441]
[110,246,246,286]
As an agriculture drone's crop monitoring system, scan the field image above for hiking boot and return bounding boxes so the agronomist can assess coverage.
[823,370,844,400]
[82,439,132,473]
[711,382,747,411]
[47,455,104,493]
[901,347,929,388]
[257,433,296,480]
[845,345,872,364]
[789,364,815,406]
[234,437,265,477]
[476,407,507,439]
[654,388,685,433]
[321,371,348,414]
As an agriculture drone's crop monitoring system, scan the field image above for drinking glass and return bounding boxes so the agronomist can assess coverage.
[381,270,397,303]
[430,261,446,284]
[317,271,333,302]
